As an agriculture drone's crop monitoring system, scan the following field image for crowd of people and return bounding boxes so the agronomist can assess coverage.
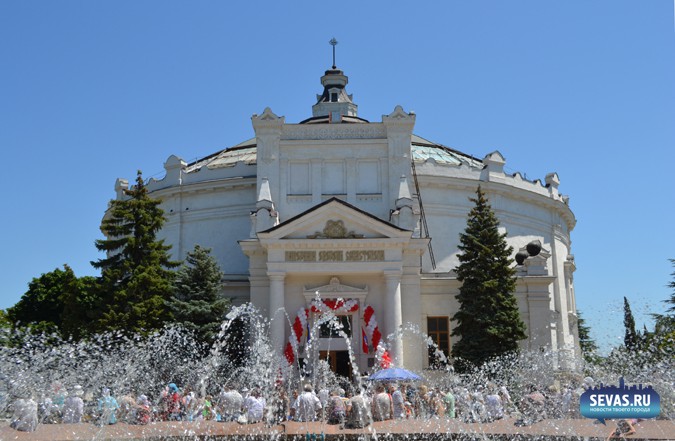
[7,376,603,432]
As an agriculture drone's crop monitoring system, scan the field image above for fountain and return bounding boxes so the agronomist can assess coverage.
[1,302,673,440]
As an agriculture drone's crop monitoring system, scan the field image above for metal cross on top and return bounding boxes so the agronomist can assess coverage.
[329,37,338,69]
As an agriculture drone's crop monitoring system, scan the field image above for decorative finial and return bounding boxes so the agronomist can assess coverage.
[329,37,338,69]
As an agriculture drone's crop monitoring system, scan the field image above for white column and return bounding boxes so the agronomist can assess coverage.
[268,272,286,357]
[384,270,403,366]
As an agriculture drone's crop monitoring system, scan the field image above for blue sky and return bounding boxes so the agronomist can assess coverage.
[1,1,673,353]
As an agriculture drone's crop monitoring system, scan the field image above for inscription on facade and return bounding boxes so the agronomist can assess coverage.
[285,250,385,262]
[319,251,344,262]
[285,251,316,262]
[345,250,385,261]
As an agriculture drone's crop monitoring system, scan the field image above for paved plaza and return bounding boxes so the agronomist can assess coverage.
[1,418,674,440]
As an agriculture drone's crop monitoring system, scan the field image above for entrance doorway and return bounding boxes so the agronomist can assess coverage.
[319,350,352,379]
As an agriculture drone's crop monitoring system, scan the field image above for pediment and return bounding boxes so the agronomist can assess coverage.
[303,277,369,304]
[257,198,410,241]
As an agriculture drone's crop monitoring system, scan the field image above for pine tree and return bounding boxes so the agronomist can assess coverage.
[649,259,675,357]
[623,296,639,351]
[169,245,230,348]
[451,186,527,369]
[92,171,179,334]
[576,310,600,363]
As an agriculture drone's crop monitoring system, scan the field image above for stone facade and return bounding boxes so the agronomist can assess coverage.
[109,65,579,373]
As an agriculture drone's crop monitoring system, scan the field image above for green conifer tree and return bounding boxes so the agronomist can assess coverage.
[451,186,527,370]
[623,296,639,351]
[576,310,600,363]
[92,171,179,334]
[169,245,230,348]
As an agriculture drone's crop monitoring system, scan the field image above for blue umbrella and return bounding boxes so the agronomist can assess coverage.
[367,367,422,381]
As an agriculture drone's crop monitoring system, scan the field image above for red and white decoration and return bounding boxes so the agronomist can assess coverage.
[284,307,309,365]
[310,298,359,314]
[284,300,381,365]
[362,305,381,353]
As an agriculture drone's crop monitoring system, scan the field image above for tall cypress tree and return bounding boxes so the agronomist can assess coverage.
[92,171,179,334]
[623,296,639,351]
[169,245,230,348]
[451,186,527,369]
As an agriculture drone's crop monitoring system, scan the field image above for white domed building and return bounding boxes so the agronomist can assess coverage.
[111,65,579,375]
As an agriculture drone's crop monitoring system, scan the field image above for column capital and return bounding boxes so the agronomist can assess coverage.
[267,272,286,282]
[383,269,402,280]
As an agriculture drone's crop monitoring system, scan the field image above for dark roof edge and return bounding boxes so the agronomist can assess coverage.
[260,197,411,234]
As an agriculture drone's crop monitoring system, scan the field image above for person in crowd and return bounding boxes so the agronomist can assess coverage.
[244,389,264,423]
[47,381,66,423]
[345,387,371,429]
[431,387,446,417]
[516,384,546,426]
[389,383,406,419]
[62,385,84,424]
[202,395,217,420]
[607,418,637,440]
[182,387,198,421]
[455,387,472,422]
[270,385,289,423]
[545,384,562,419]
[325,388,346,425]
[289,389,299,421]
[292,384,322,422]
[217,384,244,422]
[371,383,393,421]
[317,386,330,420]
[135,395,152,425]
[561,384,574,418]
[9,388,38,432]
[162,383,182,421]
[442,388,455,419]
[484,387,504,422]
[117,390,137,424]
[97,387,119,426]
[498,386,513,415]
[414,385,432,420]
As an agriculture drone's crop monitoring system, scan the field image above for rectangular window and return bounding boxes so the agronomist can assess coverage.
[427,316,450,368]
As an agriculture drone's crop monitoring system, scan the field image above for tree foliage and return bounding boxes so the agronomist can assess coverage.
[451,186,527,370]
[92,171,179,334]
[577,310,600,364]
[5,265,98,339]
[623,296,639,351]
[169,245,230,348]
